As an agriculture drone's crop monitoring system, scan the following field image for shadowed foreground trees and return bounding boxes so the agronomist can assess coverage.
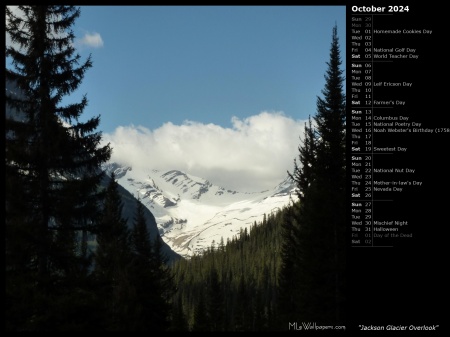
[6,5,111,330]
[93,173,175,331]
[279,23,346,327]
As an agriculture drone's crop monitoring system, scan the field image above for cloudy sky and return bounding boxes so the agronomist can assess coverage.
[7,6,346,192]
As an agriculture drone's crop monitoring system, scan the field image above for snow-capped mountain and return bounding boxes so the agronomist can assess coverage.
[99,174,181,263]
[103,163,298,258]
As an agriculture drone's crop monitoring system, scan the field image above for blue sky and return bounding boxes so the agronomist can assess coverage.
[71,5,346,133]
[7,5,346,191]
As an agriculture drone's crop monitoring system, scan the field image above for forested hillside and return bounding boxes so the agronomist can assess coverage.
[171,209,289,331]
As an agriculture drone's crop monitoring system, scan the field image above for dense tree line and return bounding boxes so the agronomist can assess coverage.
[6,5,345,331]
[171,210,287,331]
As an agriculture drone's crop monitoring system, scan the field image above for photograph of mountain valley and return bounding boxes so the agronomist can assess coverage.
[6,5,348,331]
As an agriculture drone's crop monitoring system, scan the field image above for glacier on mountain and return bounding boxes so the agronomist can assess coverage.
[103,163,298,258]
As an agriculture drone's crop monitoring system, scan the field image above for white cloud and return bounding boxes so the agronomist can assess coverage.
[77,32,104,48]
[102,111,309,192]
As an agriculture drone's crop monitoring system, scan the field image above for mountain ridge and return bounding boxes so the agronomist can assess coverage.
[100,173,182,263]
[102,163,298,258]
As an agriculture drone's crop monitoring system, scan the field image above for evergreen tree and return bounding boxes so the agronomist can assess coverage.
[277,202,302,326]
[233,275,252,331]
[279,24,346,327]
[289,116,317,203]
[5,6,111,330]
[192,292,210,331]
[131,196,153,260]
[151,234,176,331]
[252,289,267,331]
[129,196,174,331]
[94,172,134,330]
[169,296,189,332]
[312,23,346,324]
[128,196,154,330]
[207,266,224,331]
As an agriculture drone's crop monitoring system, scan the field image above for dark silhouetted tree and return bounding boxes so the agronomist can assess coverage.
[207,266,224,331]
[5,5,111,331]
[169,296,189,331]
[94,172,134,330]
[129,196,174,331]
[150,234,176,331]
[279,23,346,327]
[192,292,210,331]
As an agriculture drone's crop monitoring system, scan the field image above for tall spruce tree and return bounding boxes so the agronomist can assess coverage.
[169,296,189,332]
[94,172,134,330]
[279,24,346,327]
[151,233,176,331]
[207,266,224,331]
[192,292,210,331]
[5,6,111,331]
[128,196,152,330]
[130,196,173,331]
